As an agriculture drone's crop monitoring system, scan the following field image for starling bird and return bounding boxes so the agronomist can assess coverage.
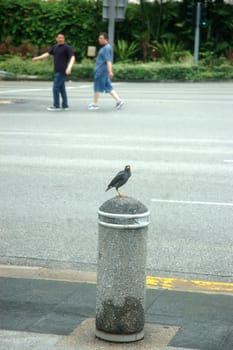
[105,165,131,197]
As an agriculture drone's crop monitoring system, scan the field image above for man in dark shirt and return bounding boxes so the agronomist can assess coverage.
[32,33,75,111]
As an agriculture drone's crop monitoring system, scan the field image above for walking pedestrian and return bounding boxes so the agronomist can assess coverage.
[88,32,124,110]
[32,33,75,111]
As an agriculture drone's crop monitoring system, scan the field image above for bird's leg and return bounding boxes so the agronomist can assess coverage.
[116,189,127,198]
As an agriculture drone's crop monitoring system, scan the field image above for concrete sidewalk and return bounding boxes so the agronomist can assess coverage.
[0,267,233,350]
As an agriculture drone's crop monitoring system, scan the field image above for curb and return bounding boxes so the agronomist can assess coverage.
[1,265,233,294]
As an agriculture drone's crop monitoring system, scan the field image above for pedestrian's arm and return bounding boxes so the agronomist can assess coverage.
[32,52,50,62]
[66,55,75,75]
[107,61,114,78]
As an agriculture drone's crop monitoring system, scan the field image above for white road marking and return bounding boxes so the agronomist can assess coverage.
[0,132,233,145]
[0,88,51,94]
[224,160,233,163]
[0,86,91,94]
[151,199,233,207]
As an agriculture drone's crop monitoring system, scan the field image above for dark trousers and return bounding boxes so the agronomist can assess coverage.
[53,72,68,108]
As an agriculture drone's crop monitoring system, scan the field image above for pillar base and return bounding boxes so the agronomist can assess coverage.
[95,328,144,343]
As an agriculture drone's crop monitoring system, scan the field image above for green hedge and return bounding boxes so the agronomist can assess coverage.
[0,55,53,76]
[1,56,233,82]
[74,62,233,82]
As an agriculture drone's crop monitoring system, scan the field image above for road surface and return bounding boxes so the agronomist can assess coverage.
[0,80,232,283]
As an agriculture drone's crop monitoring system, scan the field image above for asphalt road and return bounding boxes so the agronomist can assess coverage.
[0,80,232,283]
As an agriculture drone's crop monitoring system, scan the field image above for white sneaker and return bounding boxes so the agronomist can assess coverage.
[47,106,61,111]
[88,103,99,110]
[115,100,124,110]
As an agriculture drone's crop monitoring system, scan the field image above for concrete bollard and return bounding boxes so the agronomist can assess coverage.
[96,196,149,343]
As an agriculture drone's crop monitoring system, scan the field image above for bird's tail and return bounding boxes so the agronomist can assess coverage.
[105,186,111,192]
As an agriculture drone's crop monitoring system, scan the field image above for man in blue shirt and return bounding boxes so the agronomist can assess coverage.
[88,32,124,110]
[32,33,75,111]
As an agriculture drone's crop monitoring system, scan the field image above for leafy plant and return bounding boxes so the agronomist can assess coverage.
[114,39,138,62]
[152,40,190,63]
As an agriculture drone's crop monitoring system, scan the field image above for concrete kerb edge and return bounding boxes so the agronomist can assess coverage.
[0,265,233,294]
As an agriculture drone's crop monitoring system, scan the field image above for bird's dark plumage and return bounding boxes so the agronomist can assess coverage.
[105,165,131,197]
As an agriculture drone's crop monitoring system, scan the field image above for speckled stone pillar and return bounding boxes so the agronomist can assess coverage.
[96,197,149,343]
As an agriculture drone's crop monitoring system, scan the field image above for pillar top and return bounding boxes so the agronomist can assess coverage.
[98,197,149,229]
[99,196,149,215]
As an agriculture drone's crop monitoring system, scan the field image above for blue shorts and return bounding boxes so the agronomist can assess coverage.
[94,76,113,93]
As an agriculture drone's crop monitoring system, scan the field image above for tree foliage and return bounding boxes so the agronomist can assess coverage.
[0,0,233,62]
[0,0,105,59]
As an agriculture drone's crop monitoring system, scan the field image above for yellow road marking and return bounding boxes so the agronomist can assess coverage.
[146,276,233,294]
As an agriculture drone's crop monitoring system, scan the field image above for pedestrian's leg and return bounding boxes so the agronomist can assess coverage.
[93,92,100,105]
[109,88,124,110]
[109,89,121,102]
[60,74,68,108]
[88,91,100,110]
[53,73,61,108]
[88,76,101,110]
[106,77,123,105]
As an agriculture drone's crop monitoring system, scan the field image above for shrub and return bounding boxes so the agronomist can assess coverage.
[1,55,233,82]
[152,40,191,64]
[0,55,53,78]
[114,40,139,63]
